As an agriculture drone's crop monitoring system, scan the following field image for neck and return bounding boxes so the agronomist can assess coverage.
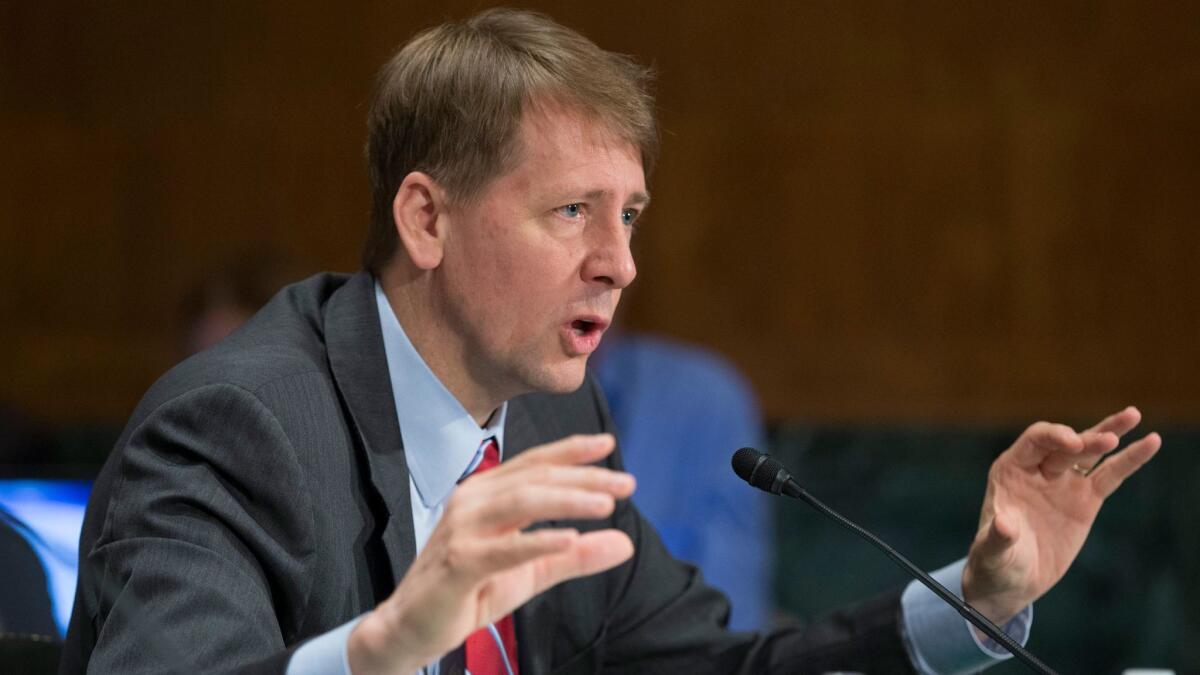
[377,263,502,426]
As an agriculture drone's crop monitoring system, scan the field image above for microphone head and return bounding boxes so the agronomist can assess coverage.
[732,447,791,494]
[731,447,764,483]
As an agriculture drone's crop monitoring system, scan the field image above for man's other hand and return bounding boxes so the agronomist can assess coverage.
[347,433,636,674]
[962,406,1161,626]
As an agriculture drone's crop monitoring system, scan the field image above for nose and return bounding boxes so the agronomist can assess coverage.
[581,214,637,289]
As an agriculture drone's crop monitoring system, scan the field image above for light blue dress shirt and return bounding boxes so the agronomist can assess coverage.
[290,281,1032,674]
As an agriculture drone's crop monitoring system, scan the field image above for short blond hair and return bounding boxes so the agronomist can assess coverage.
[362,8,658,272]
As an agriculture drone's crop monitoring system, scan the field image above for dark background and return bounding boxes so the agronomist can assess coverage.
[2,2,1197,672]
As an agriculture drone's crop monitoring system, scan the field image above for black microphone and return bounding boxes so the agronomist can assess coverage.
[731,447,1058,675]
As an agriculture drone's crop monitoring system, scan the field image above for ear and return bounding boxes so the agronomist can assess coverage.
[392,171,448,270]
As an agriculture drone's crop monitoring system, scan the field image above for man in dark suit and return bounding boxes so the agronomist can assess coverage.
[63,9,1160,674]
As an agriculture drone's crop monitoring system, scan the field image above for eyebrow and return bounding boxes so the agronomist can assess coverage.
[582,189,651,207]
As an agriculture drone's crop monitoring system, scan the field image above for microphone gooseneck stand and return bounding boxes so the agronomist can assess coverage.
[732,448,1058,675]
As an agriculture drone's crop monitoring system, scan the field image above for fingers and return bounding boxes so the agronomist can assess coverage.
[441,527,633,599]
[466,482,623,532]
[437,432,636,578]
[447,528,581,579]
[529,529,634,593]
[1084,406,1142,438]
[1090,432,1161,498]
[1060,403,1142,473]
[1010,407,1149,479]
[1010,421,1084,469]
[368,435,633,671]
[454,439,636,530]
[1043,407,1151,479]
[470,529,635,624]
[477,463,636,503]
[1041,429,1118,478]
[503,433,618,469]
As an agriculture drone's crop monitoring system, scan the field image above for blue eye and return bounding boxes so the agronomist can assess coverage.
[557,203,582,218]
[621,209,638,226]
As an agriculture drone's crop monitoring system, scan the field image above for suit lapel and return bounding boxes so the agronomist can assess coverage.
[324,271,418,586]
[502,394,543,459]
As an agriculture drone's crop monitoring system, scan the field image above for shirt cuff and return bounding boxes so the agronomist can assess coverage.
[900,558,1034,675]
[287,616,363,675]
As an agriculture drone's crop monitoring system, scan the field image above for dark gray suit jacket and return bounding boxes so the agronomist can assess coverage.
[61,272,915,674]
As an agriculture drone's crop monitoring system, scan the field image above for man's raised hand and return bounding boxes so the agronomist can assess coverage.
[348,434,635,674]
[962,406,1161,626]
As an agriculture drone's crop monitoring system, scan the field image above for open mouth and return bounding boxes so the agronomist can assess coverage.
[571,319,599,336]
[556,317,604,357]
[561,316,609,356]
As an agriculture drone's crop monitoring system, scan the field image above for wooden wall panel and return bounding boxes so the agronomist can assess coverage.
[2,1,1198,427]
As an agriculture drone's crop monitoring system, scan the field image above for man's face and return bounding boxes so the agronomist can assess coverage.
[434,102,647,402]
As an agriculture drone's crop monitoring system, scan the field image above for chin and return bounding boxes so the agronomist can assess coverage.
[522,360,589,395]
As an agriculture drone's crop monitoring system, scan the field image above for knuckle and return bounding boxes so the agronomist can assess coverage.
[500,488,530,514]
[513,489,540,513]
[578,469,603,486]
[443,539,474,574]
[1027,420,1051,434]
[593,493,615,515]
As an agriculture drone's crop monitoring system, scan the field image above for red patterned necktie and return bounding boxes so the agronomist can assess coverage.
[463,438,520,675]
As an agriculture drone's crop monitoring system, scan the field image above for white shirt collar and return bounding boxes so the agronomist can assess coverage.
[374,280,507,508]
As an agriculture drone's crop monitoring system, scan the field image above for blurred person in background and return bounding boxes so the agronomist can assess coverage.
[591,331,771,632]
[179,252,295,357]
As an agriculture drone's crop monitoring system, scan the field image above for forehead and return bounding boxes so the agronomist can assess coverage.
[507,100,646,189]
[520,100,623,148]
